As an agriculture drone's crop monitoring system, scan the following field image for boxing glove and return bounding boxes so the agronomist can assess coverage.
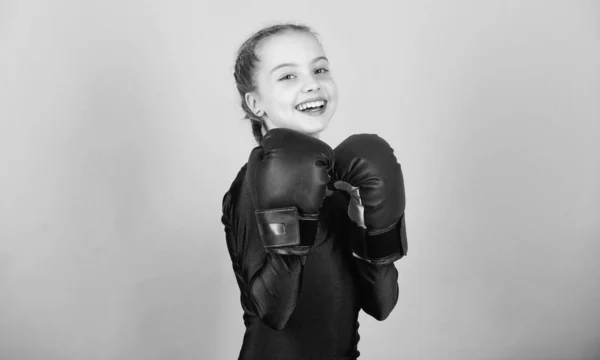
[247,128,334,256]
[332,134,407,263]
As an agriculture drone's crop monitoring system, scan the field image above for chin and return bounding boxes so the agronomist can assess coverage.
[299,123,328,137]
[300,116,332,134]
[268,113,332,136]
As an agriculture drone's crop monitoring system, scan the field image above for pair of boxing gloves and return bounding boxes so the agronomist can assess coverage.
[247,128,407,264]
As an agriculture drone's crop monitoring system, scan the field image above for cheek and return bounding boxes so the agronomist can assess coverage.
[324,78,338,98]
[272,86,297,109]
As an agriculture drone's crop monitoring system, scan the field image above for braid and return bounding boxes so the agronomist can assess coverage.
[250,119,264,144]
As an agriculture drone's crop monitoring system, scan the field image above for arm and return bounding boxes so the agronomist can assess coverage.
[223,127,334,330]
[222,179,307,331]
[354,256,399,321]
[247,252,306,329]
[222,208,306,330]
[336,198,404,321]
[350,216,404,321]
[332,133,408,321]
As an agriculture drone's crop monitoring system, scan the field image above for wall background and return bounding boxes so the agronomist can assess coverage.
[1,0,599,359]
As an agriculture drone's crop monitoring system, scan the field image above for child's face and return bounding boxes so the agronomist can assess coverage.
[248,31,338,136]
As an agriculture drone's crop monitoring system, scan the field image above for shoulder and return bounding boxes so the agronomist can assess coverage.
[221,163,248,226]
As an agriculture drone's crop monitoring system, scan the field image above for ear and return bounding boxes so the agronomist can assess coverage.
[245,92,262,116]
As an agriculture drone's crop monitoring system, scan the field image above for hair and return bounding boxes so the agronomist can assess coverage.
[233,23,316,144]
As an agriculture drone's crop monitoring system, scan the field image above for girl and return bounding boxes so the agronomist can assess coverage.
[222,23,408,360]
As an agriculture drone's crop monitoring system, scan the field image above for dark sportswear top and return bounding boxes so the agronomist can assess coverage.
[221,164,400,360]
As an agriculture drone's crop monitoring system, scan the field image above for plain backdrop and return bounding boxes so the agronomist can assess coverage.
[1,0,599,359]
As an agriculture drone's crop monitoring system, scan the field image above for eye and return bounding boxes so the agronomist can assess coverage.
[279,74,296,81]
[315,68,329,74]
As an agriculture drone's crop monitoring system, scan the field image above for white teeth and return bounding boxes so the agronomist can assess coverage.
[296,100,326,111]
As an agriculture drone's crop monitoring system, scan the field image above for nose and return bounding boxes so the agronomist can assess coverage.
[302,75,321,93]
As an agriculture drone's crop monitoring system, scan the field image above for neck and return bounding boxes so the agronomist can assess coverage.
[261,121,322,139]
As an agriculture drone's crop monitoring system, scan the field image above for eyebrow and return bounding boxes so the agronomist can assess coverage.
[270,56,329,74]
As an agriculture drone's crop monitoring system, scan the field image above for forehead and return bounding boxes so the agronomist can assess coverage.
[255,31,326,67]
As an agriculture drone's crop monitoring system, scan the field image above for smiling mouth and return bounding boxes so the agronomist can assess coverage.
[295,100,327,112]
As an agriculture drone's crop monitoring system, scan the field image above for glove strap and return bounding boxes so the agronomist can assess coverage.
[255,207,318,252]
[352,214,408,264]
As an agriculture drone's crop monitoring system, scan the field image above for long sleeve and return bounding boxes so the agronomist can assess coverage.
[331,190,405,321]
[246,249,306,330]
[222,165,306,331]
[354,257,399,321]
[350,219,402,321]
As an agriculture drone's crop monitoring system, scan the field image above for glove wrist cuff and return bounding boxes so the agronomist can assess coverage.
[255,207,318,254]
[352,214,408,264]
